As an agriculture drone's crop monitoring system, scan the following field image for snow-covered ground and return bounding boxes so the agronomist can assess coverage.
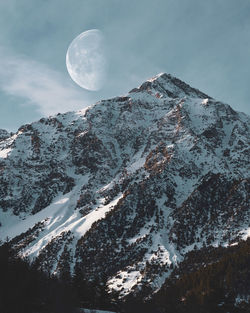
[0,182,123,260]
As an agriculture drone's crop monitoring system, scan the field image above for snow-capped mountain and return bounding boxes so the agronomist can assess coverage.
[0,73,249,298]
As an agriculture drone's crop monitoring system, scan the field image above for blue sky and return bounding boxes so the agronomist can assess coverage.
[0,0,249,131]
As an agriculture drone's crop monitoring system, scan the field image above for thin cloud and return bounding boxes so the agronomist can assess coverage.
[0,47,91,116]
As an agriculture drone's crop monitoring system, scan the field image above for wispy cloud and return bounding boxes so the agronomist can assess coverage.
[0,47,91,116]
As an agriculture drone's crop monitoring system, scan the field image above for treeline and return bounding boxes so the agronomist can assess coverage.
[1,239,250,313]
[0,242,113,313]
[116,239,250,313]
[150,238,250,313]
[0,241,76,313]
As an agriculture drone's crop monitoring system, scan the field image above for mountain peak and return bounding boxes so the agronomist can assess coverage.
[129,72,211,100]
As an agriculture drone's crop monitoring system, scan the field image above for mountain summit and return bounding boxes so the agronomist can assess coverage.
[0,73,249,299]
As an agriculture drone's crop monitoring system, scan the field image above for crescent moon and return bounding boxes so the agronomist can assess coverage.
[66,29,106,91]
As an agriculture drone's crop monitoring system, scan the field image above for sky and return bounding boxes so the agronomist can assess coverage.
[0,0,249,131]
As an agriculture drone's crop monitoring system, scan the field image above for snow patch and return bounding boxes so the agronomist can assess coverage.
[0,147,12,159]
[108,268,142,296]
[240,227,250,241]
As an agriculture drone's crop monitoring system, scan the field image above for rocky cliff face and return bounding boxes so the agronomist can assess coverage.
[0,73,249,297]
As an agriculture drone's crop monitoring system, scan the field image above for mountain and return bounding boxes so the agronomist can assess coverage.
[0,73,249,304]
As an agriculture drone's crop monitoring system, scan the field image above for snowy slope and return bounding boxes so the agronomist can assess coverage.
[0,73,249,298]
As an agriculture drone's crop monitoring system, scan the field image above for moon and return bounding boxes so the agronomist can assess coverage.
[66,29,106,91]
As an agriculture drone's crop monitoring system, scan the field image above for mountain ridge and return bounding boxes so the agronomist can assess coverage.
[0,73,249,300]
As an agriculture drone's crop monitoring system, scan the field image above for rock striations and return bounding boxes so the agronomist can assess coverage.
[0,73,249,298]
